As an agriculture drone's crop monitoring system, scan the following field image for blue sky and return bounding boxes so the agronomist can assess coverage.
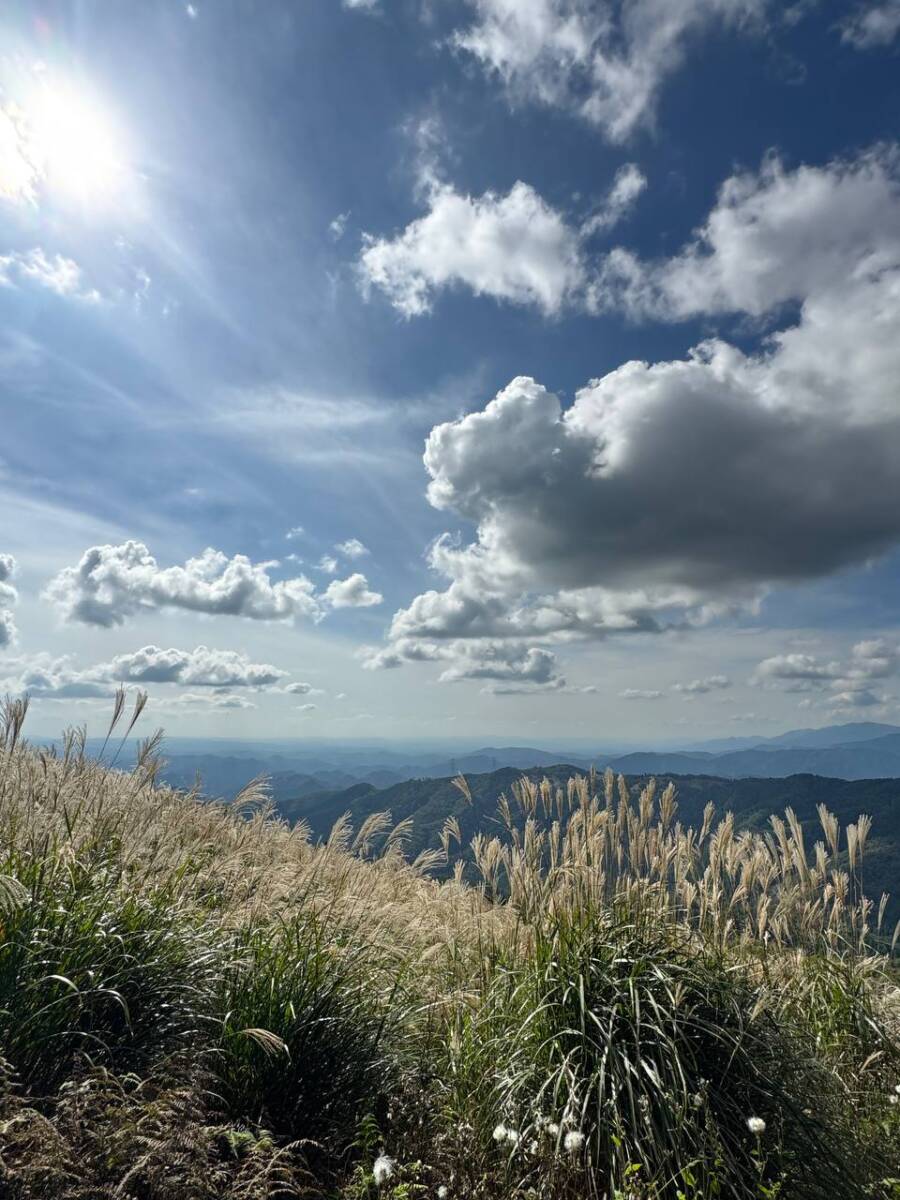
[2,0,900,741]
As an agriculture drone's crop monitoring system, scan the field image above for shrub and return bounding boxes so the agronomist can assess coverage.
[0,855,217,1093]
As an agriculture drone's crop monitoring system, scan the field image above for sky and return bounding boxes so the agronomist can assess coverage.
[1,0,900,744]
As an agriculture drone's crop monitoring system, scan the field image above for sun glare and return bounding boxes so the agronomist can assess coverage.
[27,81,125,207]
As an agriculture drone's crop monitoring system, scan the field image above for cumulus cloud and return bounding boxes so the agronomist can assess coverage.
[0,248,99,301]
[317,555,339,575]
[360,637,565,691]
[99,645,287,689]
[324,573,383,609]
[753,640,899,711]
[841,1,900,48]
[0,655,114,700]
[296,703,317,714]
[284,681,316,695]
[672,675,731,694]
[0,553,18,649]
[438,643,562,687]
[454,0,769,141]
[620,688,663,699]
[0,645,291,700]
[336,538,369,559]
[369,148,900,686]
[753,653,842,688]
[600,148,900,327]
[44,541,322,627]
[360,180,585,316]
[359,156,651,318]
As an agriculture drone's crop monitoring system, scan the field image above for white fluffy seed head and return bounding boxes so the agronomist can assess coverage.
[492,1123,508,1143]
[563,1129,585,1153]
[373,1155,396,1186]
[747,1116,767,1135]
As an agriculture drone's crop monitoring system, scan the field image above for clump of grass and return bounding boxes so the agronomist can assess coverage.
[0,852,218,1093]
[477,916,874,1199]
[213,914,398,1146]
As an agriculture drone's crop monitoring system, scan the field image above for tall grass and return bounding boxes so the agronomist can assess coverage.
[214,914,397,1144]
[0,695,897,1199]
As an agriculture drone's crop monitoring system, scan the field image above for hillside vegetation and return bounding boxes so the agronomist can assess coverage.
[286,767,900,928]
[0,695,898,1199]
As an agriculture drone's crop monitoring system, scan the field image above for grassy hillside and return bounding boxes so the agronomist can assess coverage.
[0,696,898,1199]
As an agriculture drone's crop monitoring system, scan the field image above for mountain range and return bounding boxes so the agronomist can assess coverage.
[145,722,900,800]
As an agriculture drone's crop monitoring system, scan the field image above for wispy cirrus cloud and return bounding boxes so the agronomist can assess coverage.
[841,1,900,48]
[453,0,771,141]
[0,248,99,301]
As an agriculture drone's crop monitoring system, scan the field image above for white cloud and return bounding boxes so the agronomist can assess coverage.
[454,0,769,141]
[336,538,369,558]
[753,640,900,709]
[600,148,900,327]
[0,609,15,649]
[370,148,900,681]
[672,674,731,694]
[157,691,256,712]
[284,681,316,695]
[285,525,305,540]
[0,248,99,301]
[44,541,322,627]
[360,636,564,691]
[100,645,287,689]
[359,159,652,318]
[438,643,562,687]
[324,573,383,609]
[359,180,586,316]
[841,1,900,48]
[317,555,339,574]
[582,163,647,236]
[0,553,18,649]
[296,703,317,714]
[0,644,290,699]
[0,654,114,700]
[329,211,351,240]
[620,688,663,699]
[0,103,42,204]
[343,0,378,9]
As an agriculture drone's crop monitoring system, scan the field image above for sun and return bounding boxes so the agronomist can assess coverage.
[24,80,126,208]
